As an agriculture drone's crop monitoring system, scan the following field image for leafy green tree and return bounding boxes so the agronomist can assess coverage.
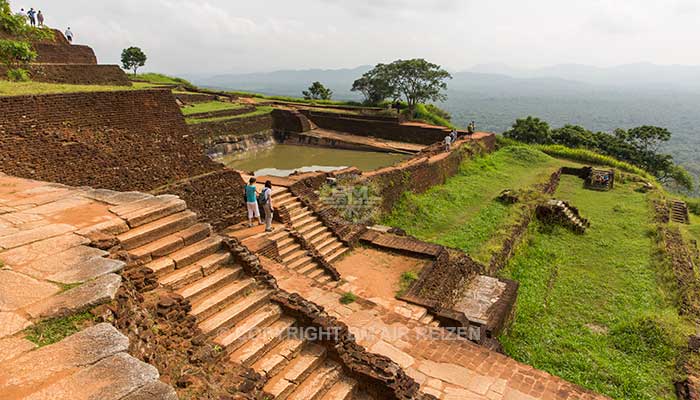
[503,116,552,144]
[121,46,147,75]
[352,59,451,114]
[0,0,52,80]
[302,81,333,100]
[0,39,35,80]
[550,124,595,148]
[351,65,395,105]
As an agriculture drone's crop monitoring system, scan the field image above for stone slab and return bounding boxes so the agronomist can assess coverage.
[0,234,89,266]
[0,323,129,397]
[0,270,60,312]
[0,337,36,363]
[0,224,76,249]
[25,273,122,319]
[22,352,160,400]
[122,380,178,400]
[46,256,125,284]
[370,340,415,369]
[0,311,31,338]
[13,245,107,280]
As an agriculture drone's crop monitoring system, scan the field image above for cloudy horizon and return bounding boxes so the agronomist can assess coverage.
[13,0,700,75]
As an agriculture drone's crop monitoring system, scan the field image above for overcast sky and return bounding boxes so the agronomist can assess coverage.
[14,0,700,75]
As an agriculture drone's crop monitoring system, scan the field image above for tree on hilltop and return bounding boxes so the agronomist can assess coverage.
[352,59,451,114]
[504,116,551,144]
[121,46,147,75]
[302,81,333,100]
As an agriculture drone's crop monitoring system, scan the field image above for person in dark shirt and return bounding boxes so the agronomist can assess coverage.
[27,8,36,26]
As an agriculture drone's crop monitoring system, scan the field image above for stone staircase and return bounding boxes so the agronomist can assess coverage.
[671,200,690,224]
[113,197,371,400]
[538,200,589,234]
[268,229,335,284]
[274,188,349,262]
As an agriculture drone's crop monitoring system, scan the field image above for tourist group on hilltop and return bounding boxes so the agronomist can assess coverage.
[14,5,73,42]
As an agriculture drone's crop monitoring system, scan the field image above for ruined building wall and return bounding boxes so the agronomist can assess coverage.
[0,64,130,85]
[0,89,247,228]
[301,110,450,145]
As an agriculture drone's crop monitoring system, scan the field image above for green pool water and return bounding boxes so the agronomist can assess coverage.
[219,144,408,177]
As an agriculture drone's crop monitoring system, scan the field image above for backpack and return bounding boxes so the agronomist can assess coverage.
[258,188,270,205]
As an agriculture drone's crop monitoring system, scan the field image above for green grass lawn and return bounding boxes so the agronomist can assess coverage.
[131,72,193,87]
[0,81,141,96]
[181,101,247,116]
[186,106,274,124]
[499,175,693,399]
[383,146,564,262]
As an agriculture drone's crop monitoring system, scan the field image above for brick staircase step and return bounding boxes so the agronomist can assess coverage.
[117,211,197,250]
[291,210,313,222]
[307,268,326,280]
[215,304,283,352]
[284,202,303,213]
[110,195,186,228]
[190,277,257,321]
[283,249,308,265]
[287,360,343,400]
[196,251,231,275]
[326,247,348,264]
[175,223,213,246]
[289,256,314,272]
[419,314,434,325]
[170,236,223,268]
[176,266,243,303]
[280,243,302,259]
[297,260,319,275]
[128,232,185,262]
[315,237,337,252]
[317,275,333,285]
[305,226,328,241]
[146,257,175,278]
[269,230,290,242]
[230,316,296,366]
[263,344,327,399]
[321,376,358,400]
[320,241,343,257]
[293,216,317,229]
[252,335,305,378]
[198,289,273,337]
[159,263,203,289]
[277,237,296,251]
[298,221,323,235]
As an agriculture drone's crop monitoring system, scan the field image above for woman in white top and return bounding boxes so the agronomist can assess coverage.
[261,180,274,232]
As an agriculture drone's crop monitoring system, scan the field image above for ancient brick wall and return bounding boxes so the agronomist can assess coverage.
[302,111,450,145]
[33,43,98,64]
[271,109,312,133]
[174,93,218,104]
[0,64,130,86]
[153,169,246,231]
[188,114,274,139]
[0,89,223,192]
[364,139,486,213]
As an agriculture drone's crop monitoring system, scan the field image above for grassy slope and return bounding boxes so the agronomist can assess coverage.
[181,101,246,116]
[499,175,692,399]
[383,147,564,262]
[0,81,141,96]
[186,106,274,124]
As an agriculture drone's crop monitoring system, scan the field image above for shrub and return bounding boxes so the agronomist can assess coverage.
[410,103,455,129]
[5,67,28,81]
[339,292,357,304]
[686,199,700,216]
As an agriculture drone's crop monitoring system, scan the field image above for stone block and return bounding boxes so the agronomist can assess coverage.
[0,223,76,249]
[0,270,60,311]
[25,273,122,319]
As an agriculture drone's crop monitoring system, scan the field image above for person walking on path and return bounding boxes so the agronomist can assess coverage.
[27,8,36,26]
[467,121,476,135]
[444,133,452,152]
[260,180,274,232]
[65,27,73,43]
[37,10,44,27]
[244,177,262,227]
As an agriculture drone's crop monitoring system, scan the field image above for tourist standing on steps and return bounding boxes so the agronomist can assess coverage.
[37,10,44,27]
[261,181,274,232]
[444,134,452,152]
[245,177,262,227]
[27,8,36,26]
[65,27,73,43]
